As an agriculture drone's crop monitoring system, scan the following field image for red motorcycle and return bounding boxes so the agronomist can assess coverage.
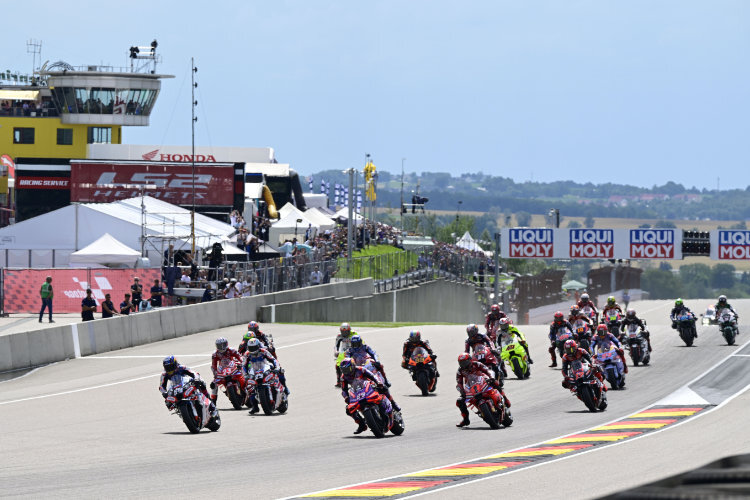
[213,359,247,410]
[165,375,221,433]
[462,371,512,429]
[471,344,506,380]
[347,378,404,438]
[564,358,607,412]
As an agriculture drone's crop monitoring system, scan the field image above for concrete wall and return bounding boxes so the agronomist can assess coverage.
[258,279,484,325]
[1,278,375,373]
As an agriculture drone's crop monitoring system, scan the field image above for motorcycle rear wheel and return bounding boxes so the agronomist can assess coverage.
[479,401,501,429]
[416,370,430,396]
[363,406,385,438]
[178,401,201,433]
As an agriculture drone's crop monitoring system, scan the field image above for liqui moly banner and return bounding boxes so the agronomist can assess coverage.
[713,231,750,260]
[501,228,681,260]
[3,268,160,313]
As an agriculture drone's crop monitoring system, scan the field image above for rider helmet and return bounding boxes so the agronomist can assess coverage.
[554,311,565,323]
[490,303,501,314]
[498,317,511,332]
[247,321,260,333]
[580,293,590,303]
[247,338,262,354]
[570,305,580,316]
[596,324,609,337]
[675,298,683,307]
[340,357,356,376]
[626,308,636,318]
[466,324,479,336]
[162,355,178,374]
[457,353,472,370]
[215,337,228,353]
[718,295,727,305]
[243,331,256,341]
[409,330,421,342]
[350,335,363,349]
[607,296,616,305]
[339,322,351,336]
[564,339,578,356]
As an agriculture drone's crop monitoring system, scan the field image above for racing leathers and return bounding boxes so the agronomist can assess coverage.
[498,325,533,364]
[159,364,215,414]
[577,298,598,322]
[239,330,276,358]
[561,348,605,389]
[333,331,354,386]
[401,338,439,376]
[484,310,508,337]
[346,343,393,389]
[466,332,503,379]
[243,346,289,413]
[340,365,393,433]
[590,332,628,373]
[620,315,652,351]
[714,301,739,322]
[601,304,623,318]
[210,348,245,402]
[548,320,575,367]
[670,305,697,337]
[455,360,511,427]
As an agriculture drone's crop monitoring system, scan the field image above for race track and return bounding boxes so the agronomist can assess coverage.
[2,299,749,499]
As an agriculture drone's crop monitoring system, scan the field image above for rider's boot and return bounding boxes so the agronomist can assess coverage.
[456,413,470,427]
[335,366,342,387]
[501,391,511,408]
[353,415,368,434]
[388,394,401,412]
[548,346,557,367]
[523,344,534,364]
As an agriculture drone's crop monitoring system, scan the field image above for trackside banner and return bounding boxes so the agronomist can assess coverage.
[712,230,750,260]
[500,228,682,260]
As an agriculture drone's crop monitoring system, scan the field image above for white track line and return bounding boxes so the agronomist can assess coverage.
[0,328,392,406]
[285,335,750,500]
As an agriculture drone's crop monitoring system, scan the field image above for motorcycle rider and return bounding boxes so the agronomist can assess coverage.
[455,353,512,428]
[714,295,739,324]
[243,338,289,414]
[548,311,575,368]
[334,322,355,387]
[601,296,623,318]
[210,337,245,405]
[590,324,628,373]
[484,303,508,339]
[465,323,503,377]
[346,334,394,389]
[401,330,439,377]
[620,308,653,352]
[246,321,277,358]
[577,293,599,322]
[237,330,256,355]
[560,339,606,390]
[159,355,218,417]
[568,305,594,328]
[670,298,698,338]
[339,357,393,435]
[497,318,534,364]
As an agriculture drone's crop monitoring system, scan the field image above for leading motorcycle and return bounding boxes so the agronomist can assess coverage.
[347,378,404,438]
[165,375,221,433]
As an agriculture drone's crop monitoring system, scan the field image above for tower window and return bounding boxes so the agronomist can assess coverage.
[13,128,35,144]
[57,128,73,145]
[87,127,111,144]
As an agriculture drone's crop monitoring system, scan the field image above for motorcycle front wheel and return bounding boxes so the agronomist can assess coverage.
[226,384,244,410]
[258,386,274,415]
[416,370,430,396]
[723,328,736,346]
[680,327,694,347]
[478,401,501,429]
[579,385,598,412]
[178,401,201,433]
[363,406,386,438]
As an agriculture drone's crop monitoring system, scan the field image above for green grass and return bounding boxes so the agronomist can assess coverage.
[336,248,419,280]
[351,245,403,257]
[285,322,461,328]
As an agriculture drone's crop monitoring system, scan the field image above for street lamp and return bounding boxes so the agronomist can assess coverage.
[456,200,463,222]
[294,218,303,240]
[549,208,560,228]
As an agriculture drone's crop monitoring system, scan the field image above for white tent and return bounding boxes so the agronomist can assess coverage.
[334,207,364,226]
[268,210,320,246]
[456,231,483,252]
[69,233,141,268]
[302,208,336,231]
[0,196,236,267]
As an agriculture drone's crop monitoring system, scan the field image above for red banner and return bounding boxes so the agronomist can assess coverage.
[70,162,235,205]
[4,268,160,313]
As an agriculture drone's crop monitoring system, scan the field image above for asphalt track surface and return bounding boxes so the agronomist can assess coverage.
[2,299,749,499]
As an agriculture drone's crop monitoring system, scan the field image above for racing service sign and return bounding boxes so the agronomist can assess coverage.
[70,162,235,206]
[16,177,70,189]
[569,229,614,259]
[713,230,750,260]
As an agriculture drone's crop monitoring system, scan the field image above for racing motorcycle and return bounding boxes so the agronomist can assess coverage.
[213,358,247,410]
[499,336,530,379]
[674,313,697,347]
[581,304,597,323]
[472,344,506,381]
[165,375,221,433]
[407,347,437,396]
[246,358,288,415]
[554,326,576,358]
[624,322,651,366]
[347,378,404,438]
[605,311,623,336]
[718,309,739,346]
[572,318,592,352]
[594,343,626,390]
[564,358,607,412]
[462,371,513,429]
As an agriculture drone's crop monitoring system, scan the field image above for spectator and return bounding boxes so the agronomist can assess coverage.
[241,273,253,297]
[201,283,214,303]
[180,269,191,286]
[310,265,323,286]
[120,293,134,315]
[223,278,239,299]
[81,289,96,322]
[39,275,54,323]
[102,293,119,318]
[623,290,631,310]
[150,279,164,308]
[131,277,143,312]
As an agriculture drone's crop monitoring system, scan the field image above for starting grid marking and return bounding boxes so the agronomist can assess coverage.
[294,405,709,499]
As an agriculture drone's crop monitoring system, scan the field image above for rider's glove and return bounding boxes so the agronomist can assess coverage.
[377,384,386,393]
[161,392,167,399]
[431,354,437,359]
[209,381,216,390]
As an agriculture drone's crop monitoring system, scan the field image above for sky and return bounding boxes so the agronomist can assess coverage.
[3,1,749,190]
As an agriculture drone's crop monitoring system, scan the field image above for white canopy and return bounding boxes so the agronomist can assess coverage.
[456,231,483,252]
[334,207,364,226]
[268,210,320,246]
[69,233,141,267]
[302,208,336,231]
